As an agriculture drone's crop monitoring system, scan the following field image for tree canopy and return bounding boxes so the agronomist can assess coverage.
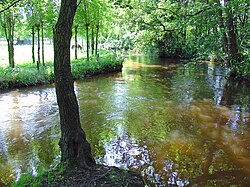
[1,0,249,61]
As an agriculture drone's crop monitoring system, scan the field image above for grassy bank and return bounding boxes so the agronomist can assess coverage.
[0,54,123,90]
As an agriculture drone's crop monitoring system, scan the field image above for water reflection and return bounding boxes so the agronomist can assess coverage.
[207,63,227,105]
[0,57,250,186]
[0,87,60,185]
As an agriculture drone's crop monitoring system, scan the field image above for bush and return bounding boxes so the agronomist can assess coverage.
[229,54,250,81]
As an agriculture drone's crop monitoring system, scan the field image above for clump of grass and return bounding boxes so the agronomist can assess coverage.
[12,164,65,187]
[12,170,44,187]
[0,63,54,89]
[0,54,123,90]
[71,54,123,79]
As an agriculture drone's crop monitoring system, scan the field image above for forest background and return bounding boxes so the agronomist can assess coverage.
[0,0,249,81]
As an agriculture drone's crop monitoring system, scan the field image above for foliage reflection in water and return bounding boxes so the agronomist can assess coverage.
[0,86,60,186]
[0,56,250,186]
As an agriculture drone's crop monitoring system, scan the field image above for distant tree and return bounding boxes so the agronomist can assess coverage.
[24,0,59,65]
[74,0,114,59]
[0,9,15,68]
[0,0,24,68]
[82,0,90,61]
[225,0,238,60]
[74,24,78,59]
[53,0,96,168]
[23,0,42,64]
[118,0,249,63]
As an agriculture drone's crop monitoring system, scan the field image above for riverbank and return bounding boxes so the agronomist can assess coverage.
[0,54,123,90]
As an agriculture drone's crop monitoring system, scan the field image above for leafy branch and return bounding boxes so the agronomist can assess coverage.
[0,0,23,14]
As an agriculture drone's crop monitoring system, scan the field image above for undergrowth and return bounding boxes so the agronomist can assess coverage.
[228,56,250,81]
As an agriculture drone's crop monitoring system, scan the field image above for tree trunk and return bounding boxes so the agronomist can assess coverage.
[95,25,99,57]
[75,24,78,60]
[225,0,238,59]
[41,21,45,66]
[10,14,14,68]
[227,10,238,58]
[54,0,96,168]
[91,26,94,56]
[32,26,35,64]
[86,23,90,61]
[216,0,228,53]
[37,24,41,65]
[3,12,15,68]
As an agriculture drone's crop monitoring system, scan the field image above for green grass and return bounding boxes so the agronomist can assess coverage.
[0,53,123,90]
[12,172,43,187]
[71,53,123,79]
[12,164,65,187]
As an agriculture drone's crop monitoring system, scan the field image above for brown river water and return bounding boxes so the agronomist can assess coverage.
[0,56,250,186]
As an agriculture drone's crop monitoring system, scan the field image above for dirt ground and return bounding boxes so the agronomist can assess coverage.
[42,165,145,187]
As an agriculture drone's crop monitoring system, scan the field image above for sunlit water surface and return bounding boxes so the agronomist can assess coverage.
[0,56,250,186]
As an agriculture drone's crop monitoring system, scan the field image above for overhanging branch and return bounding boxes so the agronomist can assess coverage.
[77,0,82,7]
[185,9,206,17]
[185,5,210,17]
[0,0,23,14]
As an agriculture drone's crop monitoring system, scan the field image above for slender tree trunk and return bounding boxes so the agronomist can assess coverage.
[75,24,78,60]
[225,0,238,59]
[32,26,35,64]
[95,25,99,57]
[91,27,94,56]
[182,27,186,47]
[216,0,228,53]
[54,0,96,168]
[86,24,89,61]
[6,37,14,68]
[37,24,41,65]
[95,8,100,57]
[10,14,14,68]
[4,12,15,68]
[41,21,45,66]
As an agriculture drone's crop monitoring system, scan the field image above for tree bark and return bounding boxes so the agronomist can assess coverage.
[32,25,35,64]
[95,25,99,57]
[74,24,78,60]
[3,11,15,68]
[54,0,96,168]
[91,26,94,56]
[225,0,238,59]
[86,23,90,61]
[216,0,228,53]
[37,24,41,65]
[41,21,45,66]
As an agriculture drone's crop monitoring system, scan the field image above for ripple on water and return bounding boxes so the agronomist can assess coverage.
[1,60,250,186]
